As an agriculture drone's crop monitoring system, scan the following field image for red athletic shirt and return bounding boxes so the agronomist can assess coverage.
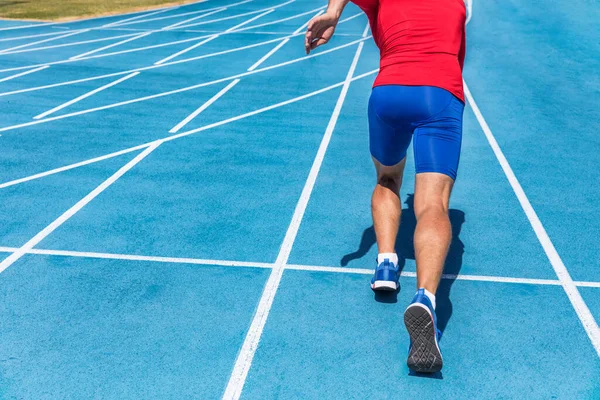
[352,0,466,101]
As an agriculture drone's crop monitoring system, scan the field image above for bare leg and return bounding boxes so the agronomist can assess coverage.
[371,157,406,254]
[413,172,454,294]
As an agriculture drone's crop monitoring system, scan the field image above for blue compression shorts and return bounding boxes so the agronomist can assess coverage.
[368,85,464,180]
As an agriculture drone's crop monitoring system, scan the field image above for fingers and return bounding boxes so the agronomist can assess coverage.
[310,37,329,51]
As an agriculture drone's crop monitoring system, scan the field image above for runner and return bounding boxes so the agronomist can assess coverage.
[305,0,466,373]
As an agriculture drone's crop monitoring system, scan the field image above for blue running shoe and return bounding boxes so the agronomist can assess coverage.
[404,289,443,373]
[370,258,399,291]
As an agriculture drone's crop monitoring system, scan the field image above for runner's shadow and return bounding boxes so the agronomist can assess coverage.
[340,194,465,336]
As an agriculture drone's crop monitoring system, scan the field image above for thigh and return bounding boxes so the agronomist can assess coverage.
[368,87,413,167]
[413,94,464,180]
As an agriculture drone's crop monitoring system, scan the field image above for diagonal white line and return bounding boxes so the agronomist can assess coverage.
[69,32,153,60]
[221,22,369,400]
[464,82,600,357]
[0,29,90,54]
[0,69,378,190]
[0,31,70,43]
[0,65,49,83]
[168,0,293,30]
[107,0,252,28]
[101,6,179,28]
[246,38,289,71]
[0,32,144,56]
[0,143,160,275]
[33,72,140,120]
[222,5,325,33]
[0,10,358,76]
[153,34,219,65]
[169,79,240,133]
[162,7,226,30]
[154,8,275,65]
[0,37,371,133]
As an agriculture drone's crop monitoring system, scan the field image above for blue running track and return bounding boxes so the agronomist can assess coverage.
[0,0,599,398]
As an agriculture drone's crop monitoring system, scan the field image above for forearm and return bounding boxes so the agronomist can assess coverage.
[326,0,350,19]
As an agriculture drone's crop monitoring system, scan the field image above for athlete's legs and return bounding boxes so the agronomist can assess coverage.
[371,157,406,254]
[413,172,454,293]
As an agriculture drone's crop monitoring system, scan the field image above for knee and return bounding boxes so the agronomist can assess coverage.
[377,173,402,193]
[414,201,449,221]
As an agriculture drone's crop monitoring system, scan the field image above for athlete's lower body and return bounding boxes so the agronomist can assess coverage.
[368,85,464,373]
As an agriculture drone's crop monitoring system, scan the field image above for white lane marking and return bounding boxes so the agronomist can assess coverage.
[153,34,219,65]
[0,144,149,189]
[0,247,272,269]
[161,7,226,30]
[167,0,293,31]
[0,37,371,133]
[0,69,378,189]
[1,244,598,287]
[466,0,473,25]
[101,6,178,28]
[0,143,160,274]
[214,5,325,33]
[107,0,252,28]
[33,72,139,120]
[464,82,600,356]
[0,8,356,75]
[169,79,240,133]
[0,65,49,83]
[338,12,363,24]
[0,31,72,43]
[247,9,323,71]
[0,32,143,56]
[0,29,90,54]
[222,23,369,400]
[154,8,275,65]
[69,32,152,60]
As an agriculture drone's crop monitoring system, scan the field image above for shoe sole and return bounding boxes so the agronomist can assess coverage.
[370,280,398,291]
[404,303,443,373]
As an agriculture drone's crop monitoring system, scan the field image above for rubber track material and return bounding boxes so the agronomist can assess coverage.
[404,304,443,373]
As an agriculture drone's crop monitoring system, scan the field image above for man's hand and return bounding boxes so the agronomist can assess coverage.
[304,11,339,54]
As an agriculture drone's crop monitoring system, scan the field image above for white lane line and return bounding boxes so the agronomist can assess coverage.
[108,0,251,28]
[162,7,226,30]
[0,29,90,54]
[0,36,371,133]
[465,0,473,25]
[153,34,219,65]
[1,244,598,287]
[167,0,293,30]
[33,72,139,120]
[169,79,240,133]
[338,12,363,24]
[0,7,355,75]
[247,9,323,71]
[69,32,152,60]
[0,143,160,274]
[202,4,325,33]
[0,32,143,56]
[0,22,55,32]
[0,65,49,83]
[222,22,368,400]
[168,9,315,133]
[0,69,378,189]
[154,8,275,65]
[464,82,600,356]
[101,6,178,28]
[0,144,149,189]
[0,31,70,43]
[0,247,273,269]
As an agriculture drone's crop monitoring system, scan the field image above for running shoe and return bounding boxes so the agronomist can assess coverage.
[370,258,400,291]
[404,288,443,373]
